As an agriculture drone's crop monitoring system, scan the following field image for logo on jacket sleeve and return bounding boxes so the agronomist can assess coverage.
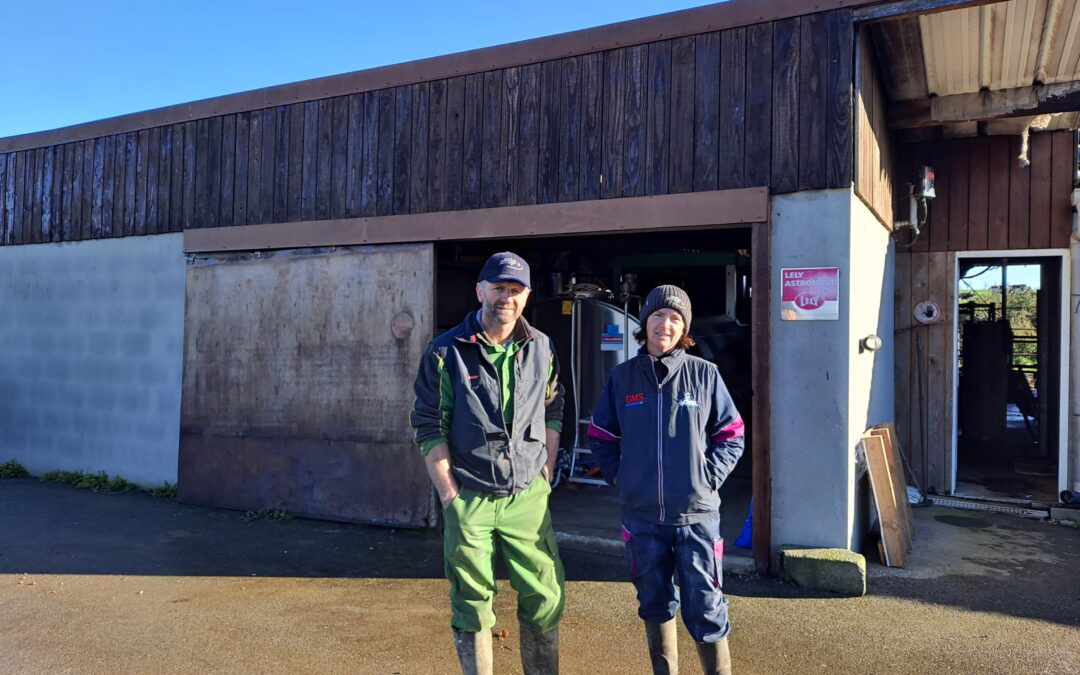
[624,393,645,407]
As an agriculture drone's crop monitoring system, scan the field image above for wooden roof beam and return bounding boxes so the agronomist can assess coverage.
[853,0,999,23]
[888,81,1080,128]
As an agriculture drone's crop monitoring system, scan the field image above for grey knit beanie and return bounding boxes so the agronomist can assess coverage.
[640,285,692,333]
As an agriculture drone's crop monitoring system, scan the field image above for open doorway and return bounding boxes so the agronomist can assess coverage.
[435,227,756,555]
[955,256,1064,503]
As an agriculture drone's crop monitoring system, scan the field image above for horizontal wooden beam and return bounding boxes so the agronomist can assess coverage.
[1,0,878,154]
[888,82,1080,129]
[183,188,769,253]
[853,0,996,23]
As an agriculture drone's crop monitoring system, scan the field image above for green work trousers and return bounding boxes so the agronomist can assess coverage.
[443,476,565,633]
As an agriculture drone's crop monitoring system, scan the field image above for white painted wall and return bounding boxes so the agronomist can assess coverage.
[848,194,895,551]
[770,189,894,554]
[0,234,185,485]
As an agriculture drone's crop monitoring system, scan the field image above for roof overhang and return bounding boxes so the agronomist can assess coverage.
[864,0,1080,140]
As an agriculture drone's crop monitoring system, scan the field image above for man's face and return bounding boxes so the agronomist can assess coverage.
[645,308,685,356]
[476,280,530,327]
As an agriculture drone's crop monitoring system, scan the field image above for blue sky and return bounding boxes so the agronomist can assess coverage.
[1,1,714,139]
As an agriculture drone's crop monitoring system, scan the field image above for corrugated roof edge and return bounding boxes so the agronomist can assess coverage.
[0,0,878,153]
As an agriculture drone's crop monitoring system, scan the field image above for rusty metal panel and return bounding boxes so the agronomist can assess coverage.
[178,243,436,527]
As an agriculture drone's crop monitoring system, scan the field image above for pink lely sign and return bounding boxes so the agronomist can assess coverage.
[780,267,839,320]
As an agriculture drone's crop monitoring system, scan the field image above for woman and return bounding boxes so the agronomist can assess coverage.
[588,285,744,675]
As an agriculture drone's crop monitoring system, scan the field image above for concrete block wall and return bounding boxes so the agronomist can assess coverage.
[0,234,185,485]
[769,189,895,554]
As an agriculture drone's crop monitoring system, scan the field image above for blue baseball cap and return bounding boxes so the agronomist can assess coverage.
[478,251,531,289]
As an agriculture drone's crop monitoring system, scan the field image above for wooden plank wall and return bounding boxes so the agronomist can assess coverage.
[894,130,1076,494]
[854,27,894,228]
[0,10,854,247]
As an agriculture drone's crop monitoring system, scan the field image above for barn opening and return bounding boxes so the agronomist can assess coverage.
[435,227,756,551]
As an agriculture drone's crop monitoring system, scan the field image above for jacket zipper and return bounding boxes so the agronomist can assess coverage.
[652,361,665,524]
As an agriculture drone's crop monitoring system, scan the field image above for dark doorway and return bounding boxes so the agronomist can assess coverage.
[435,228,756,554]
[955,257,1062,503]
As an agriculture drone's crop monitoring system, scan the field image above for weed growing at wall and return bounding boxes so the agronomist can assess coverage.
[0,460,29,478]
[149,482,177,498]
[43,470,143,493]
[243,508,294,522]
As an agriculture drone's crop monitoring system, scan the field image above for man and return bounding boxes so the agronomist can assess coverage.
[588,285,744,675]
[411,251,565,675]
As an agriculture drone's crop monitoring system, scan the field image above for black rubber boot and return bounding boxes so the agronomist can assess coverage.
[452,628,493,675]
[694,637,732,675]
[519,624,559,674]
[644,618,679,674]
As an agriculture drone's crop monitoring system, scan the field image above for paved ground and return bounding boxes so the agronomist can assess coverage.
[1,477,1078,674]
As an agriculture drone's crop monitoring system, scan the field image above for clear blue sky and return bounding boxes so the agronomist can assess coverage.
[1,0,715,139]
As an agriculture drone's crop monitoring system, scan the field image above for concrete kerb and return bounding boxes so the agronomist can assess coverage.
[553,531,758,577]
[778,546,867,596]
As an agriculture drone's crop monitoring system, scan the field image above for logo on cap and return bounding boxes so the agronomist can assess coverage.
[500,257,524,271]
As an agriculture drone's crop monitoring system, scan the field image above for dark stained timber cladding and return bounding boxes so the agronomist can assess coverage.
[346,94,364,217]
[602,48,626,199]
[246,111,262,225]
[232,115,249,226]
[499,69,519,207]
[694,32,720,192]
[480,71,502,209]
[41,147,54,242]
[669,37,695,194]
[196,120,211,230]
[287,103,304,220]
[826,9,853,188]
[91,138,105,238]
[182,122,196,230]
[360,92,379,216]
[745,22,773,187]
[273,106,290,223]
[556,58,578,203]
[392,86,413,215]
[72,142,84,240]
[427,80,449,212]
[966,139,989,250]
[1008,135,1030,249]
[1050,130,1073,249]
[82,140,95,239]
[133,129,148,235]
[771,17,800,194]
[798,13,828,191]
[31,148,44,243]
[168,124,184,232]
[579,52,602,201]
[317,99,332,219]
[462,74,483,209]
[301,101,318,220]
[52,145,66,241]
[13,150,26,243]
[377,88,395,216]
[110,138,124,236]
[0,154,7,245]
[718,27,747,190]
[987,136,1010,251]
[445,76,466,211]
[331,96,349,219]
[411,82,430,214]
[206,117,223,229]
[101,136,114,238]
[517,65,541,206]
[623,44,646,198]
[645,40,671,196]
[219,116,234,228]
[145,127,160,234]
[259,108,276,224]
[539,60,561,204]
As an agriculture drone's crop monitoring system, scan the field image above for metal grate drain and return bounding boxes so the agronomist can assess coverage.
[928,496,1048,520]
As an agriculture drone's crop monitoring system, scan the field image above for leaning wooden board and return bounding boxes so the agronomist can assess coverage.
[861,434,908,568]
[868,423,916,547]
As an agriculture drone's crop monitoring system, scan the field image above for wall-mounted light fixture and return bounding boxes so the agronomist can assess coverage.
[860,334,883,353]
[893,165,936,238]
